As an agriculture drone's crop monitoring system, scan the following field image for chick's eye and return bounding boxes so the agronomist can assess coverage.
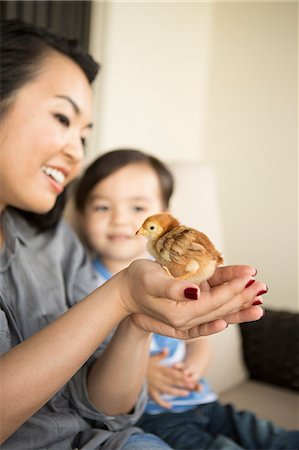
[81,137,86,147]
[149,225,155,230]
[54,113,70,127]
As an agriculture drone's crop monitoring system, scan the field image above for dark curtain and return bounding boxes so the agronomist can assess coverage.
[0,0,91,51]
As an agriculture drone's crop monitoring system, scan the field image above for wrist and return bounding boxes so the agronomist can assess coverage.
[119,316,153,340]
[114,266,140,315]
[93,271,130,324]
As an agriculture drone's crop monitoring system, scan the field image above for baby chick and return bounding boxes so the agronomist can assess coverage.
[136,213,224,285]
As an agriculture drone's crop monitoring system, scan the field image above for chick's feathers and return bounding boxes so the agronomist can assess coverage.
[136,213,224,285]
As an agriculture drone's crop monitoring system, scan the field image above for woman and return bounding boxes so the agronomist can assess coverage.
[0,20,266,450]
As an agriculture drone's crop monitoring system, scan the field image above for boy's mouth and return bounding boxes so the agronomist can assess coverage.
[108,234,133,241]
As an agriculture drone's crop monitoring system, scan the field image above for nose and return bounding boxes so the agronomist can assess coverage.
[62,134,84,164]
[110,207,127,225]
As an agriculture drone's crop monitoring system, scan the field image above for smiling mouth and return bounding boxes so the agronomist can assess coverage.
[108,235,132,241]
[41,166,66,185]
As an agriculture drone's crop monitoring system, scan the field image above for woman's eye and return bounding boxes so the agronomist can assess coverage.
[54,113,70,127]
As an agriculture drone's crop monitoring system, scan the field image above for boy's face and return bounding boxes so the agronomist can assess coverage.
[81,162,166,267]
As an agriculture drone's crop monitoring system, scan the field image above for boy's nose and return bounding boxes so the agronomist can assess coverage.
[111,209,127,224]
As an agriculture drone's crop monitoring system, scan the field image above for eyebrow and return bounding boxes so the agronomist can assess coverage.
[88,195,152,202]
[55,95,93,128]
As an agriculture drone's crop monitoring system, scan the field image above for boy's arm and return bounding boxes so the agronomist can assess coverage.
[177,337,213,383]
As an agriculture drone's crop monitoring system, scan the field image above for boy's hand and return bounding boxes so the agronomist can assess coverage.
[147,350,195,409]
[172,362,202,391]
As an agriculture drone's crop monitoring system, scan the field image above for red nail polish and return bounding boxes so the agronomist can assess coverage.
[257,289,268,296]
[252,299,263,305]
[184,288,198,300]
[245,279,255,288]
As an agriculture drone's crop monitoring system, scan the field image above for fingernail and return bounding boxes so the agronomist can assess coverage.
[252,299,263,305]
[184,288,198,300]
[257,287,268,296]
[245,279,255,288]
[253,268,258,276]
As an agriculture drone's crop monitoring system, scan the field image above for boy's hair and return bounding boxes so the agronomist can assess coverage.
[0,19,99,230]
[75,149,174,211]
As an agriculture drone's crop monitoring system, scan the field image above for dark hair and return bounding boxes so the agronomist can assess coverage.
[75,149,174,211]
[0,19,99,118]
[0,19,100,230]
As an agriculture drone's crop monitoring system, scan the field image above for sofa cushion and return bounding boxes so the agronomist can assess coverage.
[219,379,299,430]
[239,309,299,392]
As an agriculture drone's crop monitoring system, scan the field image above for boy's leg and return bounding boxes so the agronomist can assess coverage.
[121,432,173,450]
[137,409,220,449]
[137,403,299,450]
[204,401,299,449]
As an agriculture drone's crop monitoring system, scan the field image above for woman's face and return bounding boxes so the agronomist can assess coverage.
[0,51,93,213]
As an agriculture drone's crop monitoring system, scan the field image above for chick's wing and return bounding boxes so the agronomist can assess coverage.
[155,226,206,265]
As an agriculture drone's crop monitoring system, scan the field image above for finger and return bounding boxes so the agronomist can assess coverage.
[223,305,264,324]
[132,313,186,337]
[209,265,256,287]
[186,319,228,338]
[168,370,194,389]
[172,362,185,371]
[202,276,268,320]
[192,382,203,392]
[151,349,169,362]
[162,385,190,397]
[150,390,172,409]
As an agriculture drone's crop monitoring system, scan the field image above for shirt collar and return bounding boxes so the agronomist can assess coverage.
[0,209,41,271]
[4,208,42,247]
[92,257,112,281]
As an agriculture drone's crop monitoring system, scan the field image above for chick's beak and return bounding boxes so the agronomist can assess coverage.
[136,226,145,236]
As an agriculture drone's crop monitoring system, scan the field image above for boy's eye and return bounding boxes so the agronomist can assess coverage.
[132,206,146,212]
[94,205,109,212]
[54,113,70,127]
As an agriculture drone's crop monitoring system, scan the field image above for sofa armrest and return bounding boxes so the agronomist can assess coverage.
[239,309,299,392]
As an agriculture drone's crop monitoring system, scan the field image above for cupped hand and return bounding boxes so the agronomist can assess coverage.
[118,260,266,337]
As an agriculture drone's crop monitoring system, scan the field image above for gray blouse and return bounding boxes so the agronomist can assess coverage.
[0,209,145,450]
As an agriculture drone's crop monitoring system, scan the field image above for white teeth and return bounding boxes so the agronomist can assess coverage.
[42,166,65,185]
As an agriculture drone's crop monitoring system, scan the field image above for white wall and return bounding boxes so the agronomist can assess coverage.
[204,3,298,312]
[89,1,298,312]
[89,1,214,162]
